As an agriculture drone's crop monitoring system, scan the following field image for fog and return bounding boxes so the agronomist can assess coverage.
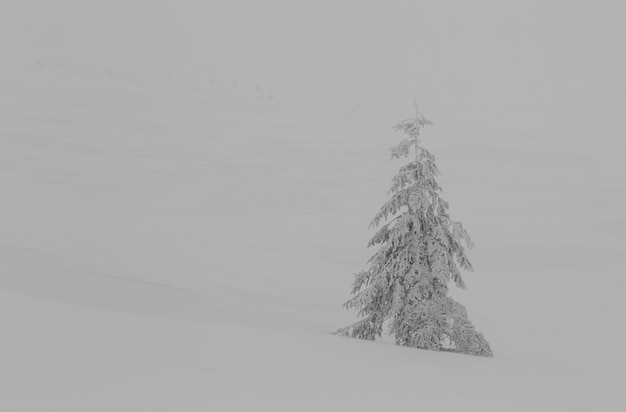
[4,1,625,135]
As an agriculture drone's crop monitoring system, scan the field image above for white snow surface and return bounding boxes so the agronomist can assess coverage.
[1,62,625,411]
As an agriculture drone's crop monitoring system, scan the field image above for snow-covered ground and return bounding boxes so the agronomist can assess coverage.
[1,61,625,411]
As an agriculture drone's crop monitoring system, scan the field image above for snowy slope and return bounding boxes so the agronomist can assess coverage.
[1,62,625,411]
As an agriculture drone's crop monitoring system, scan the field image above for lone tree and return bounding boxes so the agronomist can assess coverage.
[339,104,493,357]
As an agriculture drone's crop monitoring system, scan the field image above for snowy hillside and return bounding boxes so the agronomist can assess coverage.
[1,60,624,411]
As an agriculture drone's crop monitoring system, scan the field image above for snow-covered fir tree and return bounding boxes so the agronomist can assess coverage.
[339,105,493,357]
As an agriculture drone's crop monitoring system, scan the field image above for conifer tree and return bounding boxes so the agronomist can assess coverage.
[339,104,493,357]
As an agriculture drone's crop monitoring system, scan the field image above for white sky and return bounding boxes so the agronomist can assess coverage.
[2,1,625,149]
